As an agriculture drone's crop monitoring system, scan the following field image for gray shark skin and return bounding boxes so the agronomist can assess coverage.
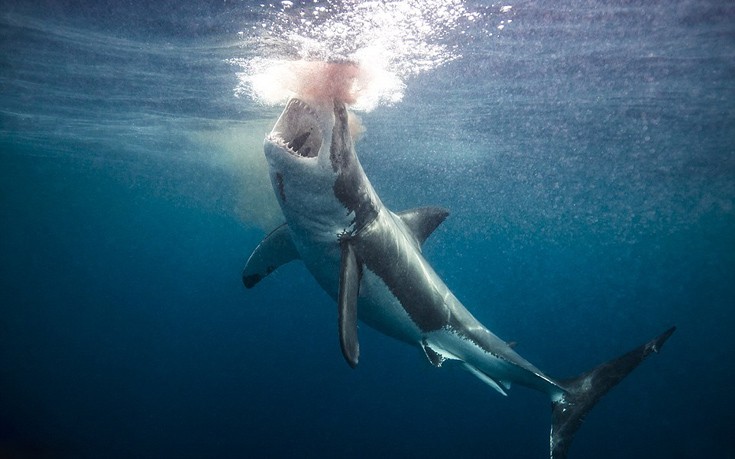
[243,97,675,458]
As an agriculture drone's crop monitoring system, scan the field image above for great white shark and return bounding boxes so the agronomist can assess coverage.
[242,97,675,458]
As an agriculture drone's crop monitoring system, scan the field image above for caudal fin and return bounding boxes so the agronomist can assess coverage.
[550,326,676,459]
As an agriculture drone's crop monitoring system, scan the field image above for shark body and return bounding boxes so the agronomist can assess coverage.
[243,97,674,458]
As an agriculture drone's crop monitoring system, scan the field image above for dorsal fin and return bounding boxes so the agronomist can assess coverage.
[242,224,300,288]
[396,206,449,246]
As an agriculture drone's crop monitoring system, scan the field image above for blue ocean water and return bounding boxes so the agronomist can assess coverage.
[1,1,734,458]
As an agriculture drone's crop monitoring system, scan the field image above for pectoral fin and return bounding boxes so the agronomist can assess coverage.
[242,224,300,288]
[338,241,361,368]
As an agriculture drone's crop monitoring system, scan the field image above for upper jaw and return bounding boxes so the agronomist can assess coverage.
[267,98,325,159]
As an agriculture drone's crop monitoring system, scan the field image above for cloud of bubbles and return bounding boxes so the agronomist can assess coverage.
[230,0,512,111]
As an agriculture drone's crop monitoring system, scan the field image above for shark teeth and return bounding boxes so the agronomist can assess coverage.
[268,97,322,158]
[288,98,318,119]
[268,131,318,158]
[287,131,311,152]
[268,134,298,154]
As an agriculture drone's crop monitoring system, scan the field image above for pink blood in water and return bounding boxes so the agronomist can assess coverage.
[294,61,362,105]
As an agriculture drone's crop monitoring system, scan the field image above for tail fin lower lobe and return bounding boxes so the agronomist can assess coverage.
[550,326,676,459]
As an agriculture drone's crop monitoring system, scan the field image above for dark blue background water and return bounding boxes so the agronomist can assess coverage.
[2,1,734,457]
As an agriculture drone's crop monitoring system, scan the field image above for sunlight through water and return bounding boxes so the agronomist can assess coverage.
[230,0,512,111]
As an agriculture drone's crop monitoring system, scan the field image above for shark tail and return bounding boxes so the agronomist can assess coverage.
[549,326,676,459]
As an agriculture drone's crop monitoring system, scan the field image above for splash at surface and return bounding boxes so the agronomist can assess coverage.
[243,57,401,110]
[231,0,512,111]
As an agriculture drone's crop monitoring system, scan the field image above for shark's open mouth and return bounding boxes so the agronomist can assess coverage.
[268,98,323,158]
